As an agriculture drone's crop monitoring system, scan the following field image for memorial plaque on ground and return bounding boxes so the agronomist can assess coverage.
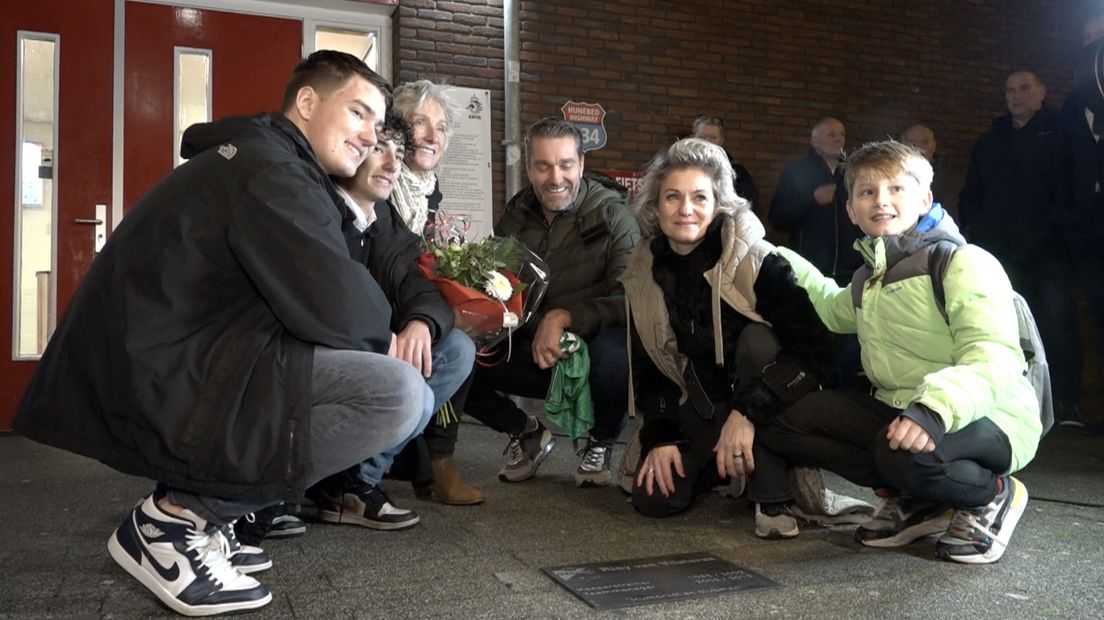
[543,551,779,609]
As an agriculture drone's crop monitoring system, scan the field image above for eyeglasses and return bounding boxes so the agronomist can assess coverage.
[695,116,724,128]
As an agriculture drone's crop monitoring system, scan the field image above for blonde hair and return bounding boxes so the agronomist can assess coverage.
[633,138,749,237]
[843,140,934,199]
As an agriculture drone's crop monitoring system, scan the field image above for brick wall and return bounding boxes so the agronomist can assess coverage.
[394,0,1095,221]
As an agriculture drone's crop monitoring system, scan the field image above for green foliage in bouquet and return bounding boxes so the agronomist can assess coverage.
[429,235,528,294]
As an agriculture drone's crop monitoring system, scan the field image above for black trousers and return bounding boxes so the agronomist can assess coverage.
[633,324,793,517]
[465,326,628,441]
[757,390,1012,508]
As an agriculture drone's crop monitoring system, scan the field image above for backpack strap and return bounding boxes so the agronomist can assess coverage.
[927,240,959,324]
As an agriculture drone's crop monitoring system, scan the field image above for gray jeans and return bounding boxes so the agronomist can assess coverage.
[168,346,432,525]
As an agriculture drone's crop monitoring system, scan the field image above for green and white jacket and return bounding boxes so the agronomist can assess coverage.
[779,215,1041,472]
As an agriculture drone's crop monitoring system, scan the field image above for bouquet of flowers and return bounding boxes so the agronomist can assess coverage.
[417,217,548,357]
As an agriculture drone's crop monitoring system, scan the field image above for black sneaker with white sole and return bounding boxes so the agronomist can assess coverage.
[107,490,271,616]
[305,470,419,531]
[223,522,272,575]
[235,503,308,546]
[855,495,952,548]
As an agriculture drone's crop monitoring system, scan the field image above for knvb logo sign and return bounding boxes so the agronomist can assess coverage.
[467,94,483,119]
[560,101,607,152]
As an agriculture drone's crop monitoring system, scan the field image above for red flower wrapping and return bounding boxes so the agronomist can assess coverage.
[417,254,524,339]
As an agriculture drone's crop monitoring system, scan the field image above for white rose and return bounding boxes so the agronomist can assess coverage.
[484,270,513,301]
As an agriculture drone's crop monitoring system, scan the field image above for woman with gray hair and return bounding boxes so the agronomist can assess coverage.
[390,79,461,236]
[388,79,484,506]
[620,138,838,538]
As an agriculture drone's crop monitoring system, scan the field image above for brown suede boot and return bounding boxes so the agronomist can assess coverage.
[426,458,485,505]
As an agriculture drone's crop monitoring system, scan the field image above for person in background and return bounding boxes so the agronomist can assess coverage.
[690,115,759,210]
[1057,12,1104,430]
[959,70,1081,427]
[768,117,860,285]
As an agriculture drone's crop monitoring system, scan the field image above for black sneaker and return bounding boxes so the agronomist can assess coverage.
[854,495,952,548]
[498,417,555,483]
[223,522,272,575]
[575,438,613,487]
[235,503,307,546]
[1056,402,1086,429]
[107,490,271,616]
[305,471,420,531]
[937,476,1028,564]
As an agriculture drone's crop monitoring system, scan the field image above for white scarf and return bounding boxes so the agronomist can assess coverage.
[391,165,437,235]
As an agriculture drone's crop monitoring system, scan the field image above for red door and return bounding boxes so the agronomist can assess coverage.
[1,0,114,429]
[123,2,302,210]
[1,2,302,430]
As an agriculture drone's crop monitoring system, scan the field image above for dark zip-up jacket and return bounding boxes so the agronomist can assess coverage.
[958,107,1061,266]
[768,149,861,284]
[15,114,392,502]
[342,196,453,342]
[496,171,640,340]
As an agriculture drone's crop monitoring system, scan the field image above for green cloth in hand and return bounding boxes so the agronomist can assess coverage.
[544,331,595,440]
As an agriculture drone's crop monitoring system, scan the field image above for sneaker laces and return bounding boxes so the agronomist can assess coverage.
[503,436,525,467]
[186,528,238,586]
[871,496,903,523]
[577,441,608,471]
[945,509,1002,548]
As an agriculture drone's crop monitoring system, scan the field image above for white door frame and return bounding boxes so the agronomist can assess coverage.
[110,0,396,229]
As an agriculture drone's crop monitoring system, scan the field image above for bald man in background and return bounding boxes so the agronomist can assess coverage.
[902,123,954,214]
[768,117,860,285]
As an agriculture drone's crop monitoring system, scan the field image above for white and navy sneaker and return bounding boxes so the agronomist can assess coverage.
[305,472,419,531]
[107,491,272,616]
[223,522,272,575]
[936,476,1029,564]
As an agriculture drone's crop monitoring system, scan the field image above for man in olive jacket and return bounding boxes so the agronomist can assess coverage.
[13,52,432,616]
[466,117,640,488]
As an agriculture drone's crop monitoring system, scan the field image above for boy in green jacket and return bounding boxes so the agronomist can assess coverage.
[762,140,1041,564]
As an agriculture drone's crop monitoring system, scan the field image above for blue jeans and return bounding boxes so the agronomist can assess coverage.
[357,328,475,485]
[169,346,432,525]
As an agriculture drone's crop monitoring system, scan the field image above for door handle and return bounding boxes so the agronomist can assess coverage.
[75,205,107,252]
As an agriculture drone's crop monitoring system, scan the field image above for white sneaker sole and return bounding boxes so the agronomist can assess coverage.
[107,530,272,616]
[317,509,420,531]
[575,470,613,488]
[234,557,274,575]
[498,436,556,483]
[857,511,953,548]
[941,479,1029,564]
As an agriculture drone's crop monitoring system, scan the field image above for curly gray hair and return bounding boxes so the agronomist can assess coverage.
[633,138,750,237]
[392,79,462,143]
